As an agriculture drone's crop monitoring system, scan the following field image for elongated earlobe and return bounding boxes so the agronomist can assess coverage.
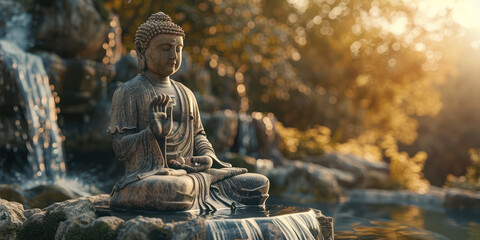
[136,42,147,72]
[137,53,146,72]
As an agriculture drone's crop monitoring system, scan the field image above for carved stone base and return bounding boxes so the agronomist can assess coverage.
[97,200,334,240]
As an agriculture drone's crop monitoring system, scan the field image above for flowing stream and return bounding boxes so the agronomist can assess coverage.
[0,40,65,181]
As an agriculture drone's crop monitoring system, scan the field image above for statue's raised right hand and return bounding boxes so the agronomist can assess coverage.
[149,94,173,139]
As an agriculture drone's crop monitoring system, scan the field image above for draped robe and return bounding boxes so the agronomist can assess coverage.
[107,75,269,211]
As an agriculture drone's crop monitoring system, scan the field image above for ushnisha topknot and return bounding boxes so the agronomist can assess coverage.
[135,12,185,54]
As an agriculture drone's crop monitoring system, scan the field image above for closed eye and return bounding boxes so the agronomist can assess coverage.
[159,44,172,51]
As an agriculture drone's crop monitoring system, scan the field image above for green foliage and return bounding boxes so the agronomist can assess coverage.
[18,211,67,240]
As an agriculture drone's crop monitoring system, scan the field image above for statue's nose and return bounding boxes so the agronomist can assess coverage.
[169,50,178,60]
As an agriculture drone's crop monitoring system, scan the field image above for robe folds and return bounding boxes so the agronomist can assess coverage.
[107,75,269,212]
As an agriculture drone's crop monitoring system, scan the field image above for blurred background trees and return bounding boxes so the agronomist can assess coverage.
[101,0,480,190]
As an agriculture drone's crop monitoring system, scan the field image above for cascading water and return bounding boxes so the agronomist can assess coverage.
[205,208,324,240]
[0,40,65,181]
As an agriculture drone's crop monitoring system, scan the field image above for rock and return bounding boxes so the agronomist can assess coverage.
[346,188,445,210]
[34,0,107,58]
[116,216,167,240]
[163,219,206,240]
[251,112,285,165]
[54,213,96,240]
[327,168,356,187]
[23,208,42,219]
[37,52,66,95]
[83,194,110,208]
[202,110,239,154]
[8,194,334,240]
[44,198,96,220]
[112,55,138,83]
[19,197,97,240]
[40,55,116,152]
[232,113,258,157]
[26,185,83,209]
[0,198,26,240]
[18,210,57,240]
[0,0,33,50]
[255,159,275,175]
[195,92,221,113]
[57,58,115,113]
[312,209,334,240]
[0,184,28,205]
[305,152,390,189]
[268,161,347,203]
[63,216,124,240]
[444,188,480,213]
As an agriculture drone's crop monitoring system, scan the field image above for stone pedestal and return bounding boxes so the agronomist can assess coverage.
[97,201,334,240]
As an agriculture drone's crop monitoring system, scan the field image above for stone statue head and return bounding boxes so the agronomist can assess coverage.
[135,12,185,76]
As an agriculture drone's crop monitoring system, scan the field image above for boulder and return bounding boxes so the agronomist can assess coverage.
[0,184,28,205]
[163,219,206,240]
[444,188,480,213]
[19,197,97,240]
[232,113,258,156]
[54,58,115,113]
[116,216,166,240]
[18,210,56,240]
[268,161,347,203]
[44,198,96,220]
[0,0,33,50]
[33,0,107,58]
[58,216,124,240]
[54,213,96,240]
[202,110,239,154]
[346,188,445,210]
[0,198,26,240]
[26,185,83,209]
[305,152,390,189]
[313,209,334,240]
[251,112,285,165]
[83,194,110,208]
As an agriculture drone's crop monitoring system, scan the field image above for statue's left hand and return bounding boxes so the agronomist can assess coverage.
[169,156,213,173]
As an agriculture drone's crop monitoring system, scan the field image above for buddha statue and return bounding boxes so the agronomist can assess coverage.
[107,12,269,212]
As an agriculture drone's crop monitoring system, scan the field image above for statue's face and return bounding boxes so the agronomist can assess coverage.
[144,34,183,77]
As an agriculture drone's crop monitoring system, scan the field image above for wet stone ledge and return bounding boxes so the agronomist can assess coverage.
[1,194,334,240]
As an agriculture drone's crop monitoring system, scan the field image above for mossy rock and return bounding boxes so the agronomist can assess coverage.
[65,219,122,240]
[18,210,66,240]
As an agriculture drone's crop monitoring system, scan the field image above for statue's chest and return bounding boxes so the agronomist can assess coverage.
[152,85,183,131]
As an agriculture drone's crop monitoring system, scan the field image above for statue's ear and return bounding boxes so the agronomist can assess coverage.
[136,42,147,71]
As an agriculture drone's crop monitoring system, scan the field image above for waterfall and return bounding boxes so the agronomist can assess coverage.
[0,40,65,181]
[205,209,323,239]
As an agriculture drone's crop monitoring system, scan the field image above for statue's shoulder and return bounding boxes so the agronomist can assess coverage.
[114,75,150,95]
[171,80,195,98]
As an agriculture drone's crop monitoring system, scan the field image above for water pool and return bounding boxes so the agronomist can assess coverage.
[269,198,480,240]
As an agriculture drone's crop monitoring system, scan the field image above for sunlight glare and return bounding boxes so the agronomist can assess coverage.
[452,0,480,29]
